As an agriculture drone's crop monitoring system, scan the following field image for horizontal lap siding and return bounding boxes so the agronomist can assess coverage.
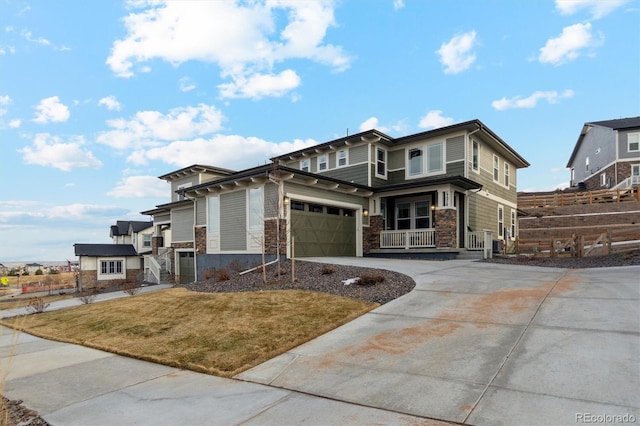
[284,182,367,209]
[221,190,247,251]
[446,136,464,162]
[155,213,170,223]
[349,145,368,164]
[318,163,369,186]
[195,197,206,226]
[172,207,194,242]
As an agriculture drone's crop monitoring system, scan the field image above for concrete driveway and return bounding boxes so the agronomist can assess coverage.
[237,258,640,425]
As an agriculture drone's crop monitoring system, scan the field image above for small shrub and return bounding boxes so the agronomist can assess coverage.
[215,268,231,282]
[121,280,140,296]
[78,292,97,305]
[358,273,385,286]
[203,268,215,281]
[228,259,246,273]
[25,297,50,314]
[320,265,335,275]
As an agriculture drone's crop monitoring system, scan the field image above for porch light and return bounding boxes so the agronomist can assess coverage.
[363,209,369,217]
[283,197,290,206]
[431,204,436,211]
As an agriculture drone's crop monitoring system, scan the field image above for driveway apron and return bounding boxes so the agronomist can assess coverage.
[237,258,640,425]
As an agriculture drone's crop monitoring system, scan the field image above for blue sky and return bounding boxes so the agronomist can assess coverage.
[1,0,638,262]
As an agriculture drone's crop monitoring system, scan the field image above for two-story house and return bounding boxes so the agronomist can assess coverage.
[142,119,529,283]
[110,220,154,254]
[566,116,640,190]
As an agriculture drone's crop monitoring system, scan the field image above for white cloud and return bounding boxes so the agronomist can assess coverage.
[491,90,575,110]
[22,30,50,46]
[18,133,103,171]
[418,110,455,129]
[0,201,126,222]
[107,175,167,198]
[393,0,405,10]
[8,119,21,128]
[96,103,225,150]
[179,77,196,92]
[218,70,301,99]
[359,117,407,134]
[0,95,10,106]
[106,1,350,98]
[127,134,317,170]
[555,0,630,19]
[33,96,70,123]
[360,117,384,132]
[436,30,477,74]
[539,23,602,65]
[98,95,121,111]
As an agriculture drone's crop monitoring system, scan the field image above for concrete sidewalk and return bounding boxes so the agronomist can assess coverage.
[238,258,640,425]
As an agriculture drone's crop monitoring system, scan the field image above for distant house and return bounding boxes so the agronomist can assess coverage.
[24,263,43,275]
[142,119,529,283]
[567,117,640,191]
[74,244,140,290]
[0,264,8,277]
[110,220,154,254]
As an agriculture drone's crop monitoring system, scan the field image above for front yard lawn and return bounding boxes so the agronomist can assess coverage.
[1,288,377,377]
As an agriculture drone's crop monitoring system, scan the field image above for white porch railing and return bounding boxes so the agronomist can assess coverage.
[147,255,162,284]
[467,231,485,250]
[380,229,435,248]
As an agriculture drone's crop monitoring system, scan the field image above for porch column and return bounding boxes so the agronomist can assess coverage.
[364,215,383,254]
[151,236,163,255]
[435,208,457,248]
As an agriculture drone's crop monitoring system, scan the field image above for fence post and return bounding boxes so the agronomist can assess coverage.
[576,235,584,258]
[605,230,612,255]
[550,238,556,257]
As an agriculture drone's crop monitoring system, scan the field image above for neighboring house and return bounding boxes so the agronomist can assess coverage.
[566,116,640,191]
[0,264,8,276]
[25,263,43,275]
[142,119,529,283]
[74,244,140,290]
[110,220,154,253]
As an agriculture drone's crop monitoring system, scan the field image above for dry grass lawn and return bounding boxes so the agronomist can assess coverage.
[2,288,377,377]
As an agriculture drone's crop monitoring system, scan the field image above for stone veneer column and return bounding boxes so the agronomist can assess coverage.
[195,227,206,255]
[435,208,457,248]
[151,236,163,255]
[265,218,288,255]
[364,215,383,253]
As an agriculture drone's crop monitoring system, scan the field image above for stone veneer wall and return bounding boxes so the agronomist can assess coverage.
[265,219,287,255]
[195,227,206,255]
[78,268,140,290]
[364,215,383,254]
[435,208,457,248]
[151,236,163,255]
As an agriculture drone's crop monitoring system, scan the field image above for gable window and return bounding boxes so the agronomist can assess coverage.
[498,205,504,239]
[510,210,516,239]
[504,162,510,187]
[143,234,152,248]
[629,133,640,152]
[300,159,310,172]
[408,148,423,176]
[376,147,387,178]
[337,150,348,167]
[472,140,479,172]
[318,154,328,171]
[493,156,499,182]
[427,142,443,173]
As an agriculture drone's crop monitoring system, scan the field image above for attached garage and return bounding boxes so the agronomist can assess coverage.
[289,200,357,257]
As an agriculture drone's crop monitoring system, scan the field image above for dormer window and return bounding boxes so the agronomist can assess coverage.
[318,154,328,171]
[337,150,347,167]
[300,159,310,172]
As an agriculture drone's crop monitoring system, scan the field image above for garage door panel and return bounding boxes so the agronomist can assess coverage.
[291,205,356,257]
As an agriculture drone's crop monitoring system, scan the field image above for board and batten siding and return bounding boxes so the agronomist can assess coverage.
[172,207,194,242]
[195,197,207,226]
[220,190,247,251]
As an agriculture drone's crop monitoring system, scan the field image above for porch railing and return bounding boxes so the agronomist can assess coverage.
[380,229,435,249]
[467,231,485,251]
[146,255,161,284]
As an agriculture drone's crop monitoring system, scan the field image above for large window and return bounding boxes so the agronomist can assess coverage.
[396,203,411,230]
[318,154,328,171]
[337,150,347,167]
[472,141,479,172]
[493,156,499,182]
[408,149,422,176]
[415,201,430,228]
[100,260,123,275]
[628,133,639,152]
[498,205,504,239]
[376,147,387,178]
[427,142,443,173]
[248,187,263,231]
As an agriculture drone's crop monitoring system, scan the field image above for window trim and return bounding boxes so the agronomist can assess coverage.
[300,158,310,172]
[97,258,125,280]
[142,233,152,248]
[426,142,444,174]
[318,154,328,171]
[207,195,220,235]
[337,149,348,168]
[375,147,387,179]
[406,141,445,179]
[628,132,640,152]
[498,205,504,239]
[408,148,423,176]
[510,210,516,240]
[472,140,479,173]
[600,172,607,187]
[493,155,500,183]
[585,156,589,173]
[247,187,263,232]
[504,162,510,188]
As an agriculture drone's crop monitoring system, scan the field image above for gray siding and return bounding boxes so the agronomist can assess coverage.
[220,190,246,251]
[155,213,170,223]
[195,197,206,226]
[387,170,405,184]
[446,135,464,163]
[619,128,640,159]
[171,176,198,202]
[572,126,616,184]
[284,182,368,209]
[264,182,279,218]
[388,150,405,170]
[329,152,336,169]
[446,161,464,177]
[319,163,369,186]
[172,207,194,242]
[349,144,368,164]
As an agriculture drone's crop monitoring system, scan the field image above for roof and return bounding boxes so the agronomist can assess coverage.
[158,164,236,182]
[110,220,152,237]
[74,244,138,257]
[566,116,640,167]
[373,175,482,193]
[272,119,530,169]
[141,199,192,216]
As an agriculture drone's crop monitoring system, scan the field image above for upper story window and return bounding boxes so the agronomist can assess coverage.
[472,140,479,172]
[628,133,640,152]
[300,159,310,172]
[407,141,444,177]
[376,147,387,178]
[408,148,423,176]
[143,234,152,248]
[337,150,348,167]
[493,155,499,182]
[504,162,510,187]
[318,154,328,171]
